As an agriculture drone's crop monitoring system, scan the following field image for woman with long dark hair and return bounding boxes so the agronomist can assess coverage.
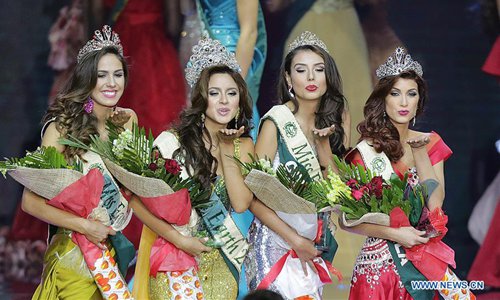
[130,38,255,299]
[22,25,137,299]
[344,47,473,299]
[244,31,350,299]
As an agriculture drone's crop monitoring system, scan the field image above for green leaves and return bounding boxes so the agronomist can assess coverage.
[0,146,82,177]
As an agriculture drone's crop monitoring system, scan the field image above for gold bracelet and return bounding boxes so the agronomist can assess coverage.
[233,138,241,159]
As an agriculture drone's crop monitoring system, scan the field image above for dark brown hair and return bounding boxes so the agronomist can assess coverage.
[277,45,347,156]
[174,65,253,188]
[357,70,428,162]
[43,46,128,160]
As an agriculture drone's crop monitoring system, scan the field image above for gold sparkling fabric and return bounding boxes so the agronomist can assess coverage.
[198,250,238,300]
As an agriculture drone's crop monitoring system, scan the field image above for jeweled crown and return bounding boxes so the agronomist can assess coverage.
[287,31,329,54]
[77,25,123,63]
[376,47,423,79]
[185,37,241,87]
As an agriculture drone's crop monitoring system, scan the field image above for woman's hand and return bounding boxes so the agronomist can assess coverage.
[407,134,431,149]
[218,126,245,144]
[109,109,132,128]
[312,125,336,139]
[392,226,429,248]
[289,235,321,276]
[177,236,212,257]
[82,219,116,250]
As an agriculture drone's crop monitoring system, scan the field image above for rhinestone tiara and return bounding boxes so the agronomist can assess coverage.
[376,47,423,79]
[287,31,329,54]
[77,25,123,63]
[185,37,241,87]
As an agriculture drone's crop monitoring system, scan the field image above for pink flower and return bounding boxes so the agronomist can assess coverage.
[164,159,181,175]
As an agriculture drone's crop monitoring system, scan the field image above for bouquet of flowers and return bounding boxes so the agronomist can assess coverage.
[313,156,460,286]
[60,121,214,276]
[235,155,340,298]
[0,147,132,299]
[311,156,433,231]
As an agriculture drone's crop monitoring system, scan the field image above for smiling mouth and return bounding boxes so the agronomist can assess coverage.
[102,91,117,98]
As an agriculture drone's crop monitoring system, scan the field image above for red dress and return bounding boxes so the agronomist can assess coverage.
[105,0,186,136]
[347,132,453,300]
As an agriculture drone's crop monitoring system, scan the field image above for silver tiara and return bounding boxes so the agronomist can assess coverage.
[287,31,329,54]
[77,25,123,63]
[376,47,423,79]
[185,37,241,87]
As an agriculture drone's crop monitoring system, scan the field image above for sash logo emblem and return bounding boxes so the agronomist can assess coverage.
[284,122,297,138]
[370,157,386,174]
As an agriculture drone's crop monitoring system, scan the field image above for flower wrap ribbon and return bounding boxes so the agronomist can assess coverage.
[139,188,198,276]
[47,169,132,299]
[389,207,456,281]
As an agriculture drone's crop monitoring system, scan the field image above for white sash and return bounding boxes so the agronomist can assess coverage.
[262,105,323,181]
[355,140,394,180]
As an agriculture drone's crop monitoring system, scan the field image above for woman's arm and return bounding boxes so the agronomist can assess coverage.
[129,195,211,256]
[220,137,255,213]
[235,0,259,79]
[339,221,429,248]
[342,106,351,148]
[21,122,114,248]
[408,135,445,210]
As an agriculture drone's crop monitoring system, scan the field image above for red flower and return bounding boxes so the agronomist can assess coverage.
[148,162,158,171]
[368,176,384,198]
[346,179,358,188]
[164,159,181,175]
[351,186,368,201]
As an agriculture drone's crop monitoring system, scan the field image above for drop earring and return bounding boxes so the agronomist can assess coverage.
[83,97,94,114]
[234,108,240,129]
[288,85,295,98]
[412,116,416,127]
[200,113,205,129]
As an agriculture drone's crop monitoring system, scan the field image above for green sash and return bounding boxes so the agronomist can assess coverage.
[356,141,435,299]
[154,131,249,281]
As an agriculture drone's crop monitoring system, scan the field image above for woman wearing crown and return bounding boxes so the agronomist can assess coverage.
[244,31,349,299]
[130,37,255,300]
[21,25,136,299]
[343,48,474,299]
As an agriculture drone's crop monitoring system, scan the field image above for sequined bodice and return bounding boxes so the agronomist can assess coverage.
[312,0,353,13]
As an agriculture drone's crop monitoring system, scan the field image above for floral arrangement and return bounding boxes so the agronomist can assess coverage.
[0,146,82,176]
[60,121,211,209]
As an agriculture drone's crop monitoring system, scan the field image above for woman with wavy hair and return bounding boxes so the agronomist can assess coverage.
[22,25,137,299]
[130,38,255,299]
[244,31,349,299]
[344,48,472,299]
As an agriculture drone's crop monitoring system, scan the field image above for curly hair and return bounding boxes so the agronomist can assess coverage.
[173,65,253,188]
[277,45,347,156]
[357,70,428,162]
[43,46,128,160]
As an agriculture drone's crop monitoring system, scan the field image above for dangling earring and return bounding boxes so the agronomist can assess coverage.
[83,97,94,114]
[234,108,240,129]
[412,116,416,127]
[288,85,295,98]
[383,111,387,119]
[200,113,205,129]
